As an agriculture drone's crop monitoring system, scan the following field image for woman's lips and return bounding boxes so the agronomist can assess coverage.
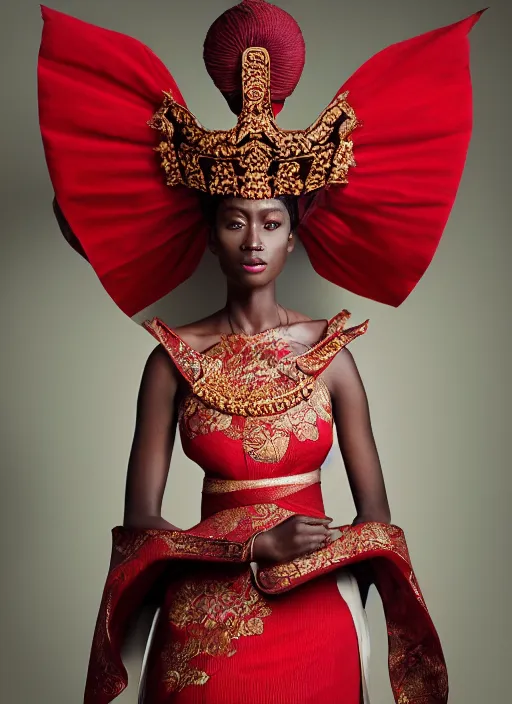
[242,262,267,273]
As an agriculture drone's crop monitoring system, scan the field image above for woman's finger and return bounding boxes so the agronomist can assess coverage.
[297,515,332,526]
[298,523,331,538]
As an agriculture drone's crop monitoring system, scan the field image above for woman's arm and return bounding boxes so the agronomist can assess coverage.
[123,344,180,529]
[323,347,391,606]
[109,344,180,571]
[323,347,391,524]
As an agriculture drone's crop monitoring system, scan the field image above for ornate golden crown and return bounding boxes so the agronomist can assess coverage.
[148,47,359,200]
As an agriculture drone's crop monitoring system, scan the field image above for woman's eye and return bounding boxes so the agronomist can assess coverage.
[226,222,243,230]
[265,221,281,231]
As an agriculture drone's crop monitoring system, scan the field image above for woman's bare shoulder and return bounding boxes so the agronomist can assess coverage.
[141,342,180,390]
[170,311,226,353]
[286,308,312,324]
[284,308,328,348]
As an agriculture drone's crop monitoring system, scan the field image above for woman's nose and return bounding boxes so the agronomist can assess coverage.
[240,224,264,251]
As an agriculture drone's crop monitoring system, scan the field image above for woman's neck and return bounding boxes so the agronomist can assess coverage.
[225,283,283,335]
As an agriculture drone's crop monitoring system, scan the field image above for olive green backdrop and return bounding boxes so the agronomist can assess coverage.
[0,1,509,702]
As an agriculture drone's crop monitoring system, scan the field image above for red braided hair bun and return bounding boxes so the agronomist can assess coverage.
[203,0,306,116]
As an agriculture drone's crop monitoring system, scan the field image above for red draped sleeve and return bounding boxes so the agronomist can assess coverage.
[84,512,447,704]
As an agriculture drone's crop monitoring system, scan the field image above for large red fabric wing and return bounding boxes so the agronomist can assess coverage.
[299,11,484,307]
[38,6,207,317]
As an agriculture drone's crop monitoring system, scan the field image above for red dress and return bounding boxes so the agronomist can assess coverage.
[139,312,367,703]
[83,311,448,704]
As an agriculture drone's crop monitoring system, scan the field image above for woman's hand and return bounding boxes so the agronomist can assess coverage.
[251,515,333,563]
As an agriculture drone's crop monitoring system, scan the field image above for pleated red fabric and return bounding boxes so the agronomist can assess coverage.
[37,6,484,317]
[38,6,206,317]
[300,11,485,306]
[203,0,306,116]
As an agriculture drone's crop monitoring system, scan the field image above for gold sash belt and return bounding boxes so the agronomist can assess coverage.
[203,468,321,494]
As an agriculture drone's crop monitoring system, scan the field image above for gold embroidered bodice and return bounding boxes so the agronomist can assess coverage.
[142,310,369,478]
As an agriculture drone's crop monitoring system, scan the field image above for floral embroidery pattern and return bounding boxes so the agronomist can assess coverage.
[162,568,272,693]
[144,311,368,417]
[179,334,333,463]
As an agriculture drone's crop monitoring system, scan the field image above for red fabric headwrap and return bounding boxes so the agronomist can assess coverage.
[203,0,305,117]
[37,6,484,317]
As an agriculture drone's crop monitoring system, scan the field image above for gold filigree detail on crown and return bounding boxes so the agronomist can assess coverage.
[148,47,359,199]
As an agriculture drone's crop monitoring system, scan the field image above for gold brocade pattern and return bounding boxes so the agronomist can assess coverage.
[148,47,359,199]
[88,512,447,704]
[181,378,332,463]
[88,590,125,700]
[192,504,294,540]
[162,569,272,693]
[142,311,369,418]
[253,521,447,704]
[296,322,370,374]
[224,380,332,463]
[111,527,250,561]
[257,523,413,591]
[203,468,320,493]
[161,641,209,693]
[388,620,449,703]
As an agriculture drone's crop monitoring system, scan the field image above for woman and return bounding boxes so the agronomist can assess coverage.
[131,192,381,703]
[37,2,483,702]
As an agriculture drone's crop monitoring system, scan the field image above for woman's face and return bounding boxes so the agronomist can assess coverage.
[211,197,295,287]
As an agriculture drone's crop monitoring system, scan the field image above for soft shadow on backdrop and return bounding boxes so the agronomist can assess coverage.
[0,1,510,702]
